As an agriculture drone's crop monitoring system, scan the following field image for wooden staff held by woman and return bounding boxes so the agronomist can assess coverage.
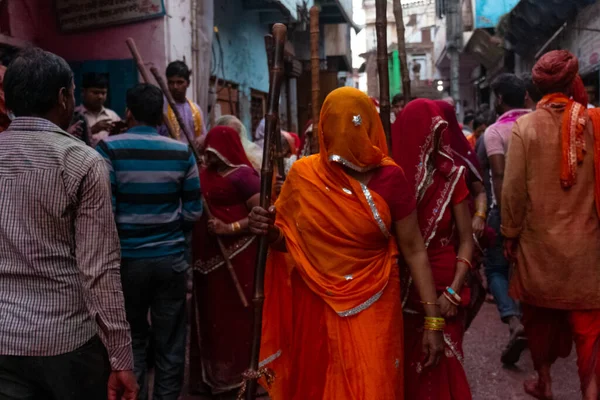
[239,23,287,400]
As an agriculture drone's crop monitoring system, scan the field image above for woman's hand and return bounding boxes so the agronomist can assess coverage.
[422,329,444,368]
[249,206,276,236]
[207,218,230,235]
[438,294,458,318]
[472,215,485,238]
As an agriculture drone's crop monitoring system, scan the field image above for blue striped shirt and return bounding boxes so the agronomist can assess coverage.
[97,126,203,259]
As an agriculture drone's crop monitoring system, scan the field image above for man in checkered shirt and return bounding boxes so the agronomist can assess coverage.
[0,48,138,399]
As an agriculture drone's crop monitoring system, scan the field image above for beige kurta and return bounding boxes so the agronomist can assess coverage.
[501,107,600,310]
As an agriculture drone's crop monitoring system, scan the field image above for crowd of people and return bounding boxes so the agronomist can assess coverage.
[0,44,599,400]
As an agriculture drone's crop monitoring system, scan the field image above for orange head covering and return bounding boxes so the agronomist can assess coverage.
[319,87,388,170]
[533,50,589,106]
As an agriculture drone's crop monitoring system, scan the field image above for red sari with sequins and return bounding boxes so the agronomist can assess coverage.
[393,99,473,400]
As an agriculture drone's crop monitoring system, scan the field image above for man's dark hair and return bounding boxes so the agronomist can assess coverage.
[463,112,475,126]
[82,72,109,89]
[5,48,73,117]
[166,61,191,81]
[126,83,164,126]
[521,73,543,103]
[473,112,488,131]
[392,93,404,106]
[491,73,526,108]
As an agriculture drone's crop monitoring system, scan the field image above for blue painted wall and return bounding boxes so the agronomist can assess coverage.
[214,0,271,134]
[475,0,520,29]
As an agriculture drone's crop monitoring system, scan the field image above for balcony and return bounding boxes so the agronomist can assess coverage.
[242,0,308,21]
[318,0,360,31]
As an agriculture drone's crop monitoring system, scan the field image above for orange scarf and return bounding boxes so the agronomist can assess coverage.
[167,98,202,140]
[587,108,600,217]
[537,94,586,189]
[538,93,600,217]
[275,87,399,314]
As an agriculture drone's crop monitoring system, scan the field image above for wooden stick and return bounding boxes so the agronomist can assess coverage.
[243,23,287,400]
[202,199,249,308]
[375,0,392,146]
[125,38,177,139]
[309,6,321,155]
[393,0,411,102]
[264,35,286,180]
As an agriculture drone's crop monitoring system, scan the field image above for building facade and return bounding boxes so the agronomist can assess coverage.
[0,0,355,137]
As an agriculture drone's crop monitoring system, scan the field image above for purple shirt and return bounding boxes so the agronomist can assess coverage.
[158,99,207,144]
[484,109,531,157]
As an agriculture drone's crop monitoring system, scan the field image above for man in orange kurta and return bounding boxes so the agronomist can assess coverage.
[501,50,600,400]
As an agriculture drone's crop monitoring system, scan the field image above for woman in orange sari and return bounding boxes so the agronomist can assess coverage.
[393,99,474,400]
[248,87,444,399]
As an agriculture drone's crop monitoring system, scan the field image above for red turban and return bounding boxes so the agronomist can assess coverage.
[533,50,589,106]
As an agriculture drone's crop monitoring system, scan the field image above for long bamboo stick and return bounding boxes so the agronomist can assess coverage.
[126,38,177,139]
[393,0,411,102]
[264,34,286,180]
[149,66,250,308]
[241,23,287,400]
[309,6,321,155]
[375,0,392,146]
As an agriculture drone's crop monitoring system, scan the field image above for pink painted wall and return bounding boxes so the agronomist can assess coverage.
[8,0,167,73]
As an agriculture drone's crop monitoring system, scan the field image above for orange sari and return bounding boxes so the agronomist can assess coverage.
[259,87,405,399]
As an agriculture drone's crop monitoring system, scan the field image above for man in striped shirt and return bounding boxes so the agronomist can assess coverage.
[0,48,137,399]
[97,83,202,399]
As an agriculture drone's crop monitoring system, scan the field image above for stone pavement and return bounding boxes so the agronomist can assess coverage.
[181,303,581,400]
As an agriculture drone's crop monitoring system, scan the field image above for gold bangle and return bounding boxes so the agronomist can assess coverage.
[420,301,438,306]
[424,317,445,323]
[475,211,486,219]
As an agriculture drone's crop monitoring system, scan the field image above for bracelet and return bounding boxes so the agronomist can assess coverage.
[443,291,460,306]
[424,316,445,331]
[456,256,473,269]
[230,222,241,233]
[475,211,486,219]
[420,301,439,306]
[444,286,462,304]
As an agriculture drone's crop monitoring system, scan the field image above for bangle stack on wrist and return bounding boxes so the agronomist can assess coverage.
[424,316,445,332]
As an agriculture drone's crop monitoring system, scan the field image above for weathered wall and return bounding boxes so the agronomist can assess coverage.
[9,0,167,75]
[214,0,270,134]
[164,0,195,101]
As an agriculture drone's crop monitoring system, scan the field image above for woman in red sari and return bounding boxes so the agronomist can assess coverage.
[189,126,260,396]
[393,99,474,400]
[435,101,492,328]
